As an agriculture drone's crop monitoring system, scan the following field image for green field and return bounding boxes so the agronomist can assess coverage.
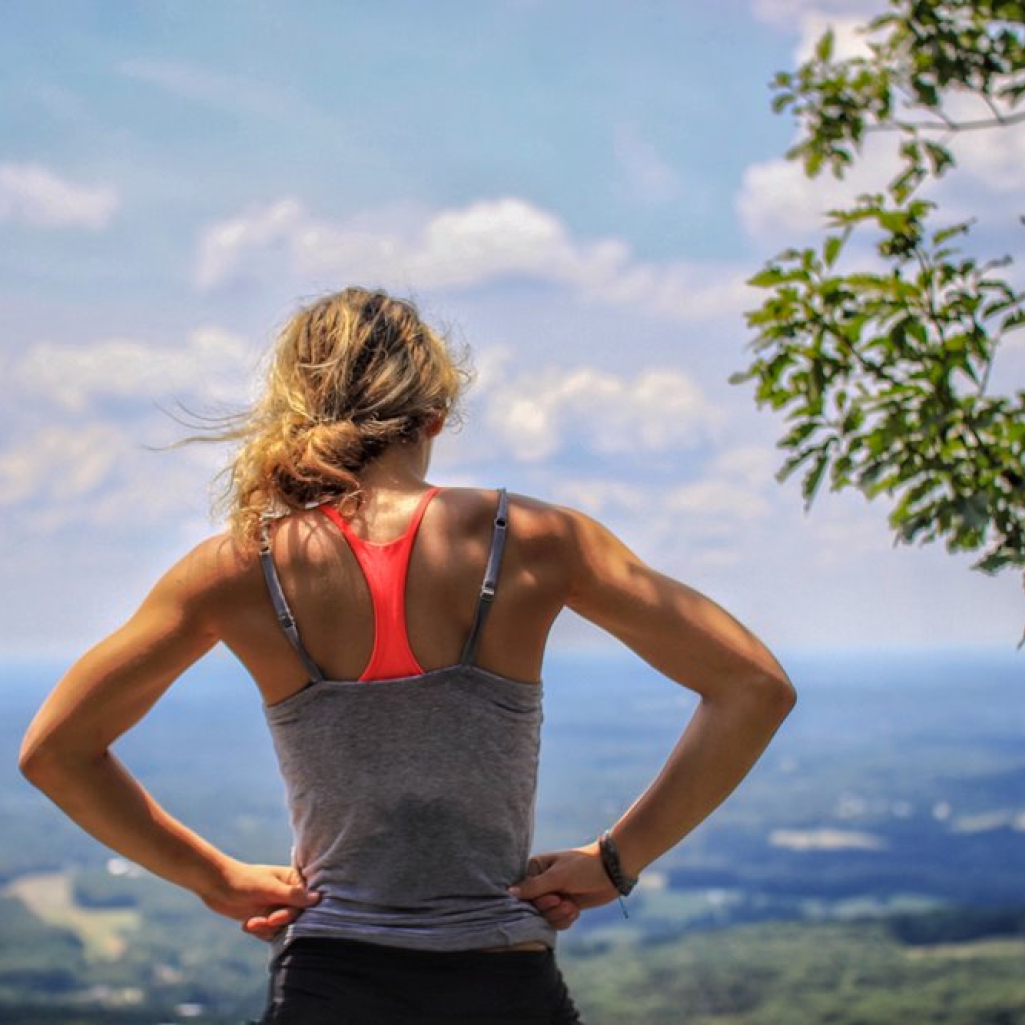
[3,869,1025,1024]
[563,920,1025,1025]
[3,872,140,961]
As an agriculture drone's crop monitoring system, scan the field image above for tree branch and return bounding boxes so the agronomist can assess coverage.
[865,107,1025,133]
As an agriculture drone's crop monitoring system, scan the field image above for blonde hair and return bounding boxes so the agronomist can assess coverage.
[219,288,468,547]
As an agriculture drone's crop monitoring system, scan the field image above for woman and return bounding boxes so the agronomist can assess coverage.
[20,288,796,1024]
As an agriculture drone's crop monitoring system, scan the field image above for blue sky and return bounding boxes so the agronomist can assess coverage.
[2,0,1023,658]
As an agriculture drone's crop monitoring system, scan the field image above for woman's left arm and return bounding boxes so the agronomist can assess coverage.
[18,542,320,930]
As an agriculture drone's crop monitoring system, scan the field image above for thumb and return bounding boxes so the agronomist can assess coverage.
[270,866,321,906]
[509,854,563,900]
[267,872,320,909]
[283,884,321,908]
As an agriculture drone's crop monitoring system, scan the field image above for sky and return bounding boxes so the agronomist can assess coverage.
[2,0,1023,659]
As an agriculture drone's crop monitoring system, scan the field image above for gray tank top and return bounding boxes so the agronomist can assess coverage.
[259,489,555,954]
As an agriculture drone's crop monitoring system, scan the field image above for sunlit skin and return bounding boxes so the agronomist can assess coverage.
[19,417,795,945]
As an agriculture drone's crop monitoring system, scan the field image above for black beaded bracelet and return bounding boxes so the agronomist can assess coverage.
[598,830,639,897]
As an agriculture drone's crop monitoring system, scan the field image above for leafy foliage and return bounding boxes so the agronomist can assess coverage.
[734,0,1025,607]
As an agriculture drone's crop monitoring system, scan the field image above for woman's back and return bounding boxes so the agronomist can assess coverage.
[235,485,569,953]
[214,486,573,708]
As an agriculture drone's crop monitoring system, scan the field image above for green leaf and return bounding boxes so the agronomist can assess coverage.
[823,234,845,268]
[932,221,971,246]
[1002,309,1025,333]
[781,420,821,447]
[748,267,789,288]
[801,451,831,507]
[815,28,835,63]
[923,141,955,175]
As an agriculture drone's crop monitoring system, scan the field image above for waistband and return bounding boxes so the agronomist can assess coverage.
[272,935,554,972]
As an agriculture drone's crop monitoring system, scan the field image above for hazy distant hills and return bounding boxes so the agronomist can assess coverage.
[1,648,1023,1023]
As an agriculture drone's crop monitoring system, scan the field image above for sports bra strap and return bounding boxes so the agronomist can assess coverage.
[460,488,509,666]
[259,521,325,685]
[259,489,508,681]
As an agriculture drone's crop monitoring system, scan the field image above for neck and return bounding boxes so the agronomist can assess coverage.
[357,436,434,494]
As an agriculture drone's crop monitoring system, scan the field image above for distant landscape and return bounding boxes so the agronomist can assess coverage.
[2,647,1023,1024]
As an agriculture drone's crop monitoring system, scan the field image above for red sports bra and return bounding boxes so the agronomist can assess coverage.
[318,487,441,681]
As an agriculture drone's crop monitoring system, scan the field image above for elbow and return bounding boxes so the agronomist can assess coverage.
[18,737,51,787]
[18,732,62,788]
[760,671,797,721]
[699,667,796,723]
[18,732,94,792]
[732,669,796,724]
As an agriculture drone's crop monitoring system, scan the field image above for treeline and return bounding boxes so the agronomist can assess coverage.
[887,905,1025,946]
[666,820,1025,907]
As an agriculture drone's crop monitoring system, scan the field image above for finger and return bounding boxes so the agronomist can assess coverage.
[272,883,321,909]
[526,857,546,877]
[276,865,313,891]
[510,865,567,901]
[541,896,579,916]
[510,853,566,898]
[242,916,274,940]
[242,906,299,936]
[266,907,301,928]
[538,897,580,929]
[549,915,576,931]
[530,894,562,912]
[524,853,558,878]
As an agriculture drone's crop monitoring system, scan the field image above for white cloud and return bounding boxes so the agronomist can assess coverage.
[198,196,626,292]
[119,59,300,122]
[667,478,770,521]
[708,445,778,488]
[196,198,305,291]
[10,327,255,413]
[0,423,125,505]
[0,163,118,229]
[543,450,780,533]
[0,326,258,526]
[537,459,776,574]
[478,356,723,462]
[736,132,903,243]
[950,114,1025,195]
[752,0,880,20]
[195,196,751,323]
[752,0,884,61]
[792,13,876,63]
[0,418,219,531]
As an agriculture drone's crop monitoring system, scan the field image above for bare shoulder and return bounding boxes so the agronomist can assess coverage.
[152,531,265,625]
[508,497,641,588]
[436,487,577,548]
[172,531,256,585]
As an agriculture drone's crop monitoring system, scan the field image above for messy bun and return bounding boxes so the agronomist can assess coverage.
[220,288,468,547]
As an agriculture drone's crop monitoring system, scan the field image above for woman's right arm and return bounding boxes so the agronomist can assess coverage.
[18,540,321,935]
[511,507,796,910]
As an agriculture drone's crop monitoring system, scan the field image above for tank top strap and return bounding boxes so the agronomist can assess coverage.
[259,520,326,685]
[460,488,509,667]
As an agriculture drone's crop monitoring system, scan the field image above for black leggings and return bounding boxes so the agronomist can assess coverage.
[257,937,583,1025]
